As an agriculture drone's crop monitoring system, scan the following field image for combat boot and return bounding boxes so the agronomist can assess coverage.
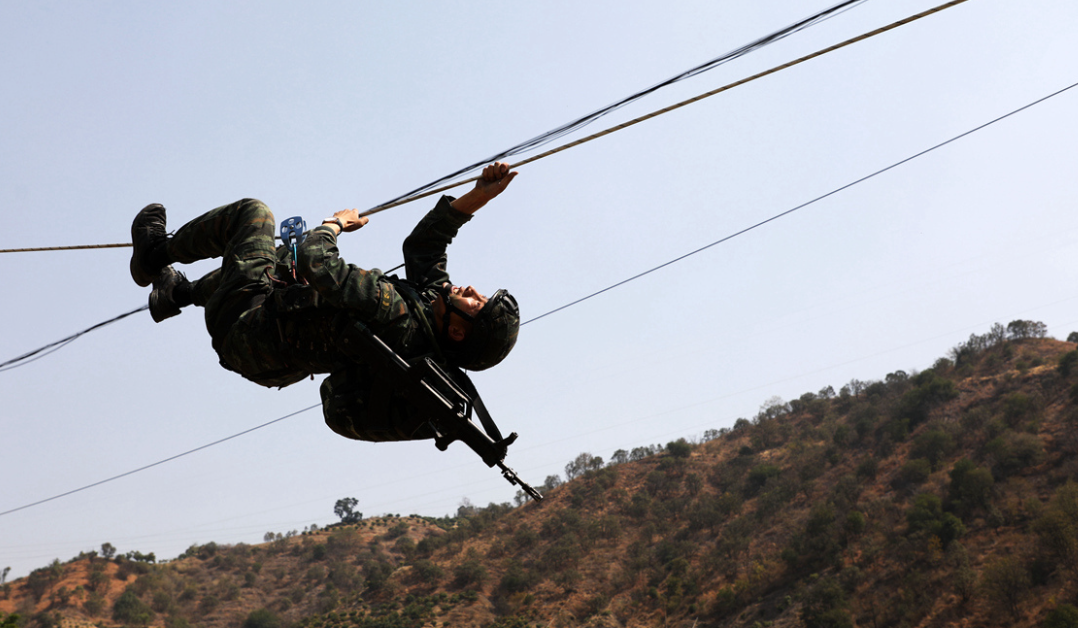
[149,266,189,323]
[130,203,169,287]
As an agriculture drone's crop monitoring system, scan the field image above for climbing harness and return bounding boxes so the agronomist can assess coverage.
[279,216,307,280]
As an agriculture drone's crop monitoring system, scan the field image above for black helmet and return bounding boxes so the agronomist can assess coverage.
[441,288,520,371]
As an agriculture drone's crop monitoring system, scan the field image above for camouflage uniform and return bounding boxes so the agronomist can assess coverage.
[166,196,472,405]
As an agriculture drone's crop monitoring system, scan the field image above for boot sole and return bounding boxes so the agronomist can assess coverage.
[130,203,167,287]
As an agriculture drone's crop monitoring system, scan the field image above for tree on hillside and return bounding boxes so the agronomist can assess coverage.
[980,556,1031,620]
[564,452,603,480]
[667,439,692,458]
[112,589,153,625]
[1044,604,1078,628]
[333,497,362,524]
[800,575,853,628]
[1006,319,1047,340]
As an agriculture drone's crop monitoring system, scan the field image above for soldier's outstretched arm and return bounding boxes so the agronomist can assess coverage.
[450,162,518,215]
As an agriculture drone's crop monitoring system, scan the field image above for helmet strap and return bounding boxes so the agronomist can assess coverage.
[437,285,474,344]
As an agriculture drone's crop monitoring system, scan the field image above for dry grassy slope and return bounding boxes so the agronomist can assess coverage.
[3,337,1078,628]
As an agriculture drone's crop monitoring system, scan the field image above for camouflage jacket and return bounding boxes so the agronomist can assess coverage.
[222,196,471,388]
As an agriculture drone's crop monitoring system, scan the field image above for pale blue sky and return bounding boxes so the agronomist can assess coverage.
[2,0,1077,579]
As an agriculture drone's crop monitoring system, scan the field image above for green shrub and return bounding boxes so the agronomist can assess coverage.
[985,432,1045,477]
[687,495,724,531]
[667,439,692,458]
[856,457,878,479]
[394,536,416,559]
[744,464,781,497]
[83,592,106,617]
[452,557,487,588]
[980,556,1031,620]
[833,424,851,447]
[499,561,539,593]
[385,522,409,540]
[411,559,444,585]
[1032,508,1077,568]
[895,372,959,428]
[1059,352,1078,377]
[112,590,153,625]
[912,429,955,470]
[948,458,994,515]
[800,576,853,628]
[513,526,538,549]
[1002,392,1036,427]
[1045,604,1078,628]
[907,493,966,545]
[844,511,866,538]
[151,591,173,613]
[541,536,583,573]
[894,459,932,489]
[242,608,281,628]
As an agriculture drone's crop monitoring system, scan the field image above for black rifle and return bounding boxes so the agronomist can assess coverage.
[349,323,543,502]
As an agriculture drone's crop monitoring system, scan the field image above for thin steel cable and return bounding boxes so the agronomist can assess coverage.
[521,79,1078,326]
[0,305,149,372]
[364,0,870,212]
[361,0,972,216]
[0,0,959,252]
[0,404,321,518]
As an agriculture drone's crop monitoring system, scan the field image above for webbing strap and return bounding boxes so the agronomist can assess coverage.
[445,366,504,444]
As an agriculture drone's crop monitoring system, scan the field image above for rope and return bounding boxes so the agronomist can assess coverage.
[0,0,970,253]
[360,0,972,216]
[0,242,133,253]
[0,304,149,372]
[364,0,870,212]
[6,76,1075,377]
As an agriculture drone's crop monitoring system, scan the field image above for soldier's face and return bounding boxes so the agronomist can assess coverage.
[446,284,488,317]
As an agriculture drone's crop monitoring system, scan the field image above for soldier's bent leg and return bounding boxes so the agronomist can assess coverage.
[166,198,277,268]
[188,267,222,308]
[164,199,278,342]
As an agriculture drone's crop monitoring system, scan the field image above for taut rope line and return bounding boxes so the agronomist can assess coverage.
[359,0,971,216]
[0,0,971,252]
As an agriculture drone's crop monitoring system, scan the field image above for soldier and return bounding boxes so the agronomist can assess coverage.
[129,162,521,442]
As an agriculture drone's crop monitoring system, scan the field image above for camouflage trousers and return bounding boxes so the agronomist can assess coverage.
[166,199,307,387]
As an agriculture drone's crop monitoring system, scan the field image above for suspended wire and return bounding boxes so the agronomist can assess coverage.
[4,80,1074,374]
[0,0,874,257]
[4,79,1074,520]
[0,243,132,254]
[363,0,870,213]
[1,2,895,366]
[521,79,1078,325]
[0,0,964,253]
[0,305,149,372]
[362,0,973,216]
[0,404,321,518]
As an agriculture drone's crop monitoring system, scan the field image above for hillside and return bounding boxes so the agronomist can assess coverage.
[3,322,1078,628]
